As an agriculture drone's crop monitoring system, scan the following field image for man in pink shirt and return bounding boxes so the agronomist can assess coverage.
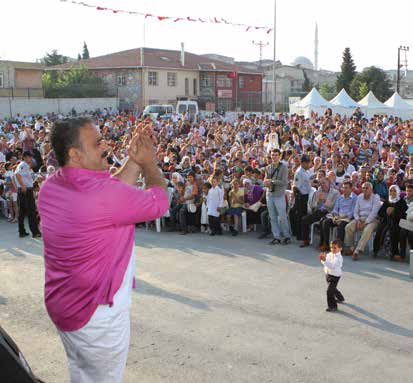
[38,118,168,383]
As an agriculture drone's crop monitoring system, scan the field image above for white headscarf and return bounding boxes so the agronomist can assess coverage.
[389,184,401,203]
[171,172,184,185]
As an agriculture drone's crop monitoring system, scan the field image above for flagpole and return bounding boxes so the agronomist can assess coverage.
[141,14,146,109]
[271,0,277,114]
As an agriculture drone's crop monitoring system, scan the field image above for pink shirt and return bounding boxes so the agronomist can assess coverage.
[38,167,168,331]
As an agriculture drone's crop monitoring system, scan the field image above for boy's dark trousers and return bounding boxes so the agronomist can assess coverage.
[326,274,344,309]
[208,215,222,234]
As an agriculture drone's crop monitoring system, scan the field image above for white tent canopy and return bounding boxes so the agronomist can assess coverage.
[384,92,413,120]
[357,91,390,118]
[289,88,333,118]
[329,89,360,116]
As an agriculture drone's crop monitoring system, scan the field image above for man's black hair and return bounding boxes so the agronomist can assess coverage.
[50,118,93,167]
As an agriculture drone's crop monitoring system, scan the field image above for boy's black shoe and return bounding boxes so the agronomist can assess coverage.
[326,307,338,312]
[19,232,29,238]
[269,238,281,245]
[32,233,42,238]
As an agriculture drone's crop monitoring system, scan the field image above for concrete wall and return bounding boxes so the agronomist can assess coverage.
[0,97,118,119]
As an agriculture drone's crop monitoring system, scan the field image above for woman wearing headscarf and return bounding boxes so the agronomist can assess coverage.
[243,178,265,227]
[373,185,407,260]
[177,155,192,176]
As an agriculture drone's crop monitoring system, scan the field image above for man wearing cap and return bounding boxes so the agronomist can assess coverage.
[14,151,41,238]
[290,154,312,240]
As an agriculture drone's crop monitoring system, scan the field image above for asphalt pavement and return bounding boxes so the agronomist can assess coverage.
[0,219,412,383]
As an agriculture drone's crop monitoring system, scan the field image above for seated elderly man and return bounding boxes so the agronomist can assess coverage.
[300,178,339,248]
[344,182,382,260]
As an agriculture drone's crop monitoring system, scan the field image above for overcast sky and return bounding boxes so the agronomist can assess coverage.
[3,0,412,71]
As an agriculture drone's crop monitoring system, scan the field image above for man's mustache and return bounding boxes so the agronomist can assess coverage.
[101,150,109,158]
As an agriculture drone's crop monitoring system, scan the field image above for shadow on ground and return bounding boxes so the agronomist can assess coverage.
[134,278,209,311]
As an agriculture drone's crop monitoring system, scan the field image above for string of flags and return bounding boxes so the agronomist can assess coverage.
[59,0,273,34]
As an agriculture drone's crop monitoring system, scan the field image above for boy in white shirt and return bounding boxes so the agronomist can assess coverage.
[319,239,345,312]
[207,176,224,236]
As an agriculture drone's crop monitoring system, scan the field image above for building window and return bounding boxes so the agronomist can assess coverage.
[239,76,245,89]
[185,78,189,96]
[148,71,158,86]
[117,75,126,87]
[167,72,176,87]
[0,72,3,88]
[216,74,232,88]
[200,73,213,87]
[193,78,197,95]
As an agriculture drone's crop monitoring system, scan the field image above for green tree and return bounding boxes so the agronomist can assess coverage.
[39,50,70,67]
[302,71,313,92]
[82,42,90,59]
[349,66,392,101]
[336,47,356,93]
[358,82,369,99]
[319,83,335,100]
[43,66,106,98]
[77,53,82,61]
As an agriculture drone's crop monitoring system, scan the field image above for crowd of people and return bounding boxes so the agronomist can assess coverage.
[1,107,413,262]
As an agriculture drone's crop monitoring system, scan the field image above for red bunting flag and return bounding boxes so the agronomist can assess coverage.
[60,0,273,34]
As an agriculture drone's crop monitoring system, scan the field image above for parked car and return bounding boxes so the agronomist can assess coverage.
[143,104,174,120]
[176,101,199,122]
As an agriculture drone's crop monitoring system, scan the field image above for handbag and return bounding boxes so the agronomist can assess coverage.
[187,203,197,213]
[247,201,262,213]
[399,218,413,232]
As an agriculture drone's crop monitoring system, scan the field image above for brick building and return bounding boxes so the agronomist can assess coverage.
[0,60,44,98]
[48,46,263,111]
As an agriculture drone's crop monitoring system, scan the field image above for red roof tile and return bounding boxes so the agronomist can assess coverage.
[47,47,262,75]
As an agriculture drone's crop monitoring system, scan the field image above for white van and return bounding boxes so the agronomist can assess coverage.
[176,101,199,121]
[143,104,174,120]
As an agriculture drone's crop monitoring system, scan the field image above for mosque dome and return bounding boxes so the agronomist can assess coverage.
[292,56,314,70]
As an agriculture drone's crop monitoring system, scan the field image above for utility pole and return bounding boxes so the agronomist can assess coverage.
[271,0,277,114]
[252,40,269,68]
[397,45,409,94]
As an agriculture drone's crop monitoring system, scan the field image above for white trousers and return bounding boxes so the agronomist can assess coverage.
[59,308,130,383]
[58,252,135,383]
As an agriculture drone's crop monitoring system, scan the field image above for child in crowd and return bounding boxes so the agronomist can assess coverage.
[169,181,185,230]
[207,176,224,236]
[200,182,211,233]
[226,178,244,236]
[319,239,345,312]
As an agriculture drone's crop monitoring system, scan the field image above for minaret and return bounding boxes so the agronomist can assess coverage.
[314,23,319,71]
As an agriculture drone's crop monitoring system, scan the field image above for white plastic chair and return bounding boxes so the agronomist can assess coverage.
[309,221,320,245]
